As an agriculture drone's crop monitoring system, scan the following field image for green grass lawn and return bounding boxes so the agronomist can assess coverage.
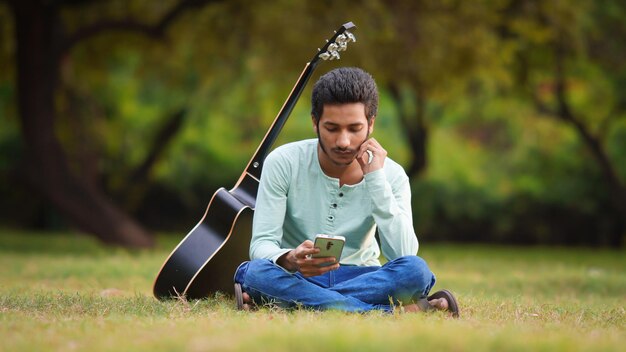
[1,229,624,351]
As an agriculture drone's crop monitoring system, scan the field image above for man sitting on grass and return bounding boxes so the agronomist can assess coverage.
[234,67,459,316]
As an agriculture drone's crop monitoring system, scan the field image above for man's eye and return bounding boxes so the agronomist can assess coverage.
[326,128,338,132]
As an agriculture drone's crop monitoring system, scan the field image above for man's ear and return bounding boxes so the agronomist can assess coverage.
[312,116,318,133]
[368,116,376,134]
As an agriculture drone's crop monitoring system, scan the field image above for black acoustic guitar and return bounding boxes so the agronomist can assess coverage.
[153,22,357,300]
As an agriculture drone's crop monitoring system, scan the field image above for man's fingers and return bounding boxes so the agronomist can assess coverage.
[357,137,387,174]
[294,240,319,259]
[297,247,319,259]
[296,254,331,266]
[356,153,367,168]
[296,255,338,276]
[300,263,340,277]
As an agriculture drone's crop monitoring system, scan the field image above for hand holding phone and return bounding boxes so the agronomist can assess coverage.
[312,234,345,267]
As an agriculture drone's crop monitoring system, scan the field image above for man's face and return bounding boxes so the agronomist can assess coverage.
[313,103,375,167]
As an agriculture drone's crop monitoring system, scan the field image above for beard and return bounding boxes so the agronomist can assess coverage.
[317,130,370,167]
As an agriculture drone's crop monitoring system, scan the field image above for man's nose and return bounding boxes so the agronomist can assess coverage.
[336,131,350,148]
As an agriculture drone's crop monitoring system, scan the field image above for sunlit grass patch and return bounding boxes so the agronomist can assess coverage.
[0,230,624,351]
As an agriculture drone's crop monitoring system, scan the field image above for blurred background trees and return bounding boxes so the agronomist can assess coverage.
[0,0,624,247]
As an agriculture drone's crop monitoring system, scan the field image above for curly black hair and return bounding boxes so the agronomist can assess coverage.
[311,67,378,124]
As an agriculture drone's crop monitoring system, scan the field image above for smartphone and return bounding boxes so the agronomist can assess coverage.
[312,234,345,267]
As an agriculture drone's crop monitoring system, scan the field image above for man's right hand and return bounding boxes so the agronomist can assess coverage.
[277,240,340,277]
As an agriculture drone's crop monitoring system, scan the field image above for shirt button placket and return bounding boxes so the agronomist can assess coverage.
[327,204,336,224]
[327,191,340,227]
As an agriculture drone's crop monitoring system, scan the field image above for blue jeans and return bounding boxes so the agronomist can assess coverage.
[233,255,436,312]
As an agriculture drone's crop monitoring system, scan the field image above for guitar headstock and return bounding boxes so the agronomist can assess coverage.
[245,22,358,180]
[313,22,357,63]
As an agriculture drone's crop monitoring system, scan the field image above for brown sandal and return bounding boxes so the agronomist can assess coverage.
[234,283,244,310]
[427,289,460,318]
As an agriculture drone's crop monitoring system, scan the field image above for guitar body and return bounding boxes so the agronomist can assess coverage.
[184,208,252,298]
[153,175,257,299]
[153,22,357,300]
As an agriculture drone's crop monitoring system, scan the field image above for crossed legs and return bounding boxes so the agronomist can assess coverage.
[234,255,445,313]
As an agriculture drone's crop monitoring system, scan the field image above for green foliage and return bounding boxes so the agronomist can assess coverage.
[413,84,621,244]
[1,0,625,243]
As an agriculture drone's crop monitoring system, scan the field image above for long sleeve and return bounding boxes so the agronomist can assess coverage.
[249,151,292,263]
[364,168,418,260]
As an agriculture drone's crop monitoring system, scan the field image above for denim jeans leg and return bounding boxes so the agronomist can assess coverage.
[235,259,385,312]
[330,255,436,305]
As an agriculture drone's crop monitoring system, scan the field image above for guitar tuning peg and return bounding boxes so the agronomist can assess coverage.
[319,51,331,60]
[337,42,347,51]
[345,31,356,42]
[328,43,339,52]
[330,51,340,60]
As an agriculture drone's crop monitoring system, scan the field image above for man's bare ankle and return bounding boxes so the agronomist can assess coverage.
[429,297,448,310]
[401,298,449,314]
[402,303,422,313]
[241,292,255,310]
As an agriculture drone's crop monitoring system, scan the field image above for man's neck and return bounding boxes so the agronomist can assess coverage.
[317,144,364,186]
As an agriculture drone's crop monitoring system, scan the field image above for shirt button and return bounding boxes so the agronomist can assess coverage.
[338,193,344,197]
[328,216,334,220]
[332,203,337,208]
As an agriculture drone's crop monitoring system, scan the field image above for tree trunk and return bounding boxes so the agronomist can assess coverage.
[388,83,428,178]
[11,0,154,248]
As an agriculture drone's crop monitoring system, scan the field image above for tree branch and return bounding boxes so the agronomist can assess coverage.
[530,89,556,116]
[550,42,626,222]
[131,108,187,187]
[61,0,221,54]
[117,108,187,211]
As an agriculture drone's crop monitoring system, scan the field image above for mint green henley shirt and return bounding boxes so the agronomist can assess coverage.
[250,139,419,267]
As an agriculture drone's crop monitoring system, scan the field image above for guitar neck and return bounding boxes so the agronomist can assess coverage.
[241,22,357,181]
[244,61,317,180]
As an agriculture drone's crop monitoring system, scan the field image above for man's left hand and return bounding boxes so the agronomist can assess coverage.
[357,138,387,174]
